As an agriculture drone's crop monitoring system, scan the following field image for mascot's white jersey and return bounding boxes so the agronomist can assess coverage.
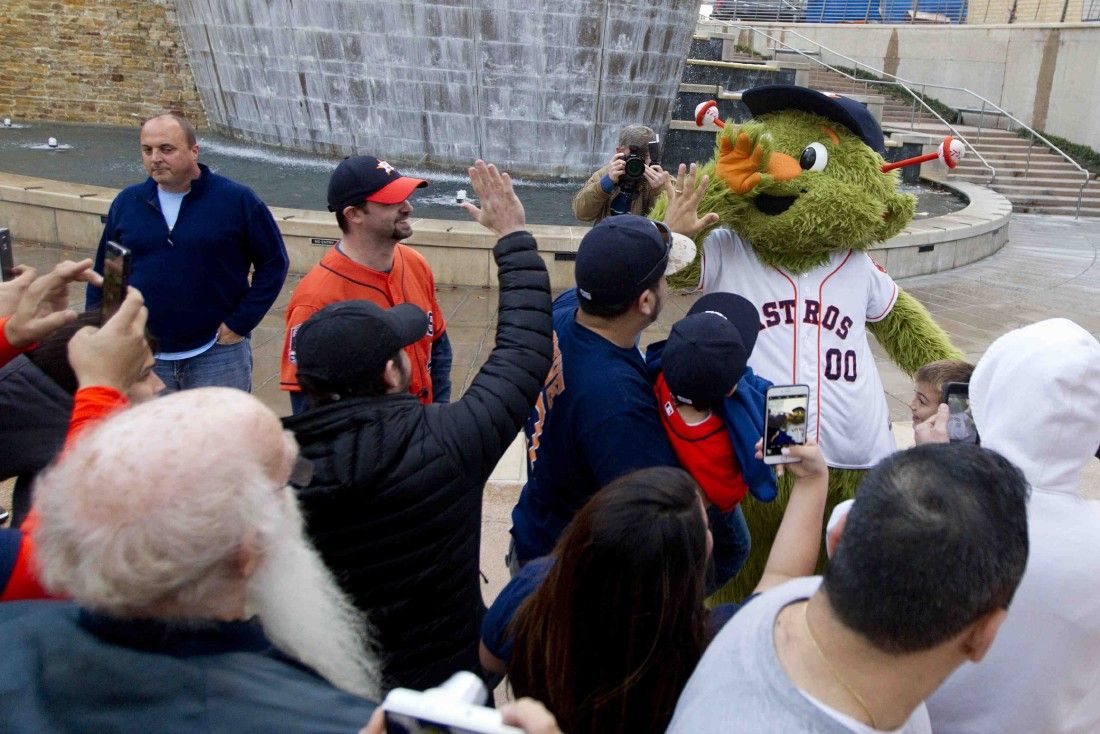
[701,228,897,469]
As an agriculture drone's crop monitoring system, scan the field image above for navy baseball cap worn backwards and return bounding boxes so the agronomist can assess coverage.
[327,155,428,212]
[575,214,672,305]
[663,292,762,407]
[742,84,886,154]
[294,300,428,396]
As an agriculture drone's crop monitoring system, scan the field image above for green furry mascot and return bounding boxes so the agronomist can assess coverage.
[652,85,961,603]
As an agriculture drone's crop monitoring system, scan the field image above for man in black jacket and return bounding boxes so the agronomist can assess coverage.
[283,160,553,692]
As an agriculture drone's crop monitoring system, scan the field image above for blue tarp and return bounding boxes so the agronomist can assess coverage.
[803,0,967,22]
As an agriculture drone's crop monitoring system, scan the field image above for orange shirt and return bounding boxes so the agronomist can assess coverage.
[655,373,749,512]
[10,386,129,602]
[0,316,33,369]
[280,244,446,404]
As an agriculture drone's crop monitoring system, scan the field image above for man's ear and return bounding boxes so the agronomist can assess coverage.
[342,204,364,226]
[381,358,402,392]
[636,287,659,319]
[235,530,264,582]
[960,608,1008,662]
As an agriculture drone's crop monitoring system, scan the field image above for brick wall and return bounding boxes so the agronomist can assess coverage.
[0,0,205,127]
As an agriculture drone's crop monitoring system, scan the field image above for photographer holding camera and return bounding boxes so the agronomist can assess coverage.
[572,125,670,223]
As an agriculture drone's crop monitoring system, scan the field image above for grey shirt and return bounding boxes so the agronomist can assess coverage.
[667,577,931,734]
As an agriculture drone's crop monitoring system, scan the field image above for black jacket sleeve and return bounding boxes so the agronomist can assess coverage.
[430,231,552,483]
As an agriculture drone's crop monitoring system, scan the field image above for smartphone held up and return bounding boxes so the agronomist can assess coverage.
[942,381,979,444]
[100,241,132,324]
[764,384,810,465]
[0,228,14,282]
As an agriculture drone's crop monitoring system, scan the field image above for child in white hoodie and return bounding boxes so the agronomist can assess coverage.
[833,319,1100,734]
[924,318,1100,734]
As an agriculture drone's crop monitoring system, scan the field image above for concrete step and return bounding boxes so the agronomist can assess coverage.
[955,163,1080,178]
[957,168,1091,181]
[988,175,1096,189]
[995,191,1095,207]
[989,183,1100,200]
[961,150,1072,163]
[965,141,1065,153]
[1014,203,1100,216]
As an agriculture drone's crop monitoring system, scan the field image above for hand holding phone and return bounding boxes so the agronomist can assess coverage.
[2,259,101,348]
[763,384,810,465]
[942,382,978,444]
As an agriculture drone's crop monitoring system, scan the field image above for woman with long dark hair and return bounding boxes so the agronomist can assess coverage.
[506,466,706,733]
[483,445,828,733]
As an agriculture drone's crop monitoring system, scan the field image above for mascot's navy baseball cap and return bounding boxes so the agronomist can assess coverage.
[327,155,428,211]
[742,85,887,155]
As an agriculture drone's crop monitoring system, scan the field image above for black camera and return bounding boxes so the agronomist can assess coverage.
[618,145,647,194]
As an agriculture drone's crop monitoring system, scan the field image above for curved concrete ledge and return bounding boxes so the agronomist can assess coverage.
[0,170,1009,288]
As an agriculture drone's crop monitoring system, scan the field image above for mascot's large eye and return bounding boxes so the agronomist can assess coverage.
[800,142,829,172]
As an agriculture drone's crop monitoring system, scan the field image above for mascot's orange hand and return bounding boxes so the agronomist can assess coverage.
[716,131,767,194]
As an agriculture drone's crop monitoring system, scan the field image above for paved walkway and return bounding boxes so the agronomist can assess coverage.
[4,213,1100,607]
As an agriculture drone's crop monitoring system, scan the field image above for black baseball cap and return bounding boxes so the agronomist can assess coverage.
[327,155,428,212]
[663,292,763,407]
[575,215,672,305]
[687,292,762,354]
[742,84,887,154]
[294,300,428,396]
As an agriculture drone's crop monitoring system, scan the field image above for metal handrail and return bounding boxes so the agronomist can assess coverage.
[711,20,1091,217]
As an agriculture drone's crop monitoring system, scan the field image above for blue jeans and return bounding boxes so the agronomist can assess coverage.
[289,390,311,415]
[707,504,751,595]
[154,338,253,393]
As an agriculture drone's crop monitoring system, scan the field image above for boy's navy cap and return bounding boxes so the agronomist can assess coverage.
[687,291,762,355]
[742,84,886,155]
[327,155,428,211]
[294,300,428,395]
[575,215,671,305]
[664,313,748,407]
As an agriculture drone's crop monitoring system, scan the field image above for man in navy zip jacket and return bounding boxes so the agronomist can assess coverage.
[87,113,288,392]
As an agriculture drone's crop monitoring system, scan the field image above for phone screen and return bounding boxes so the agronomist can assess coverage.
[765,388,810,459]
[943,384,978,444]
[100,241,131,323]
[0,228,14,282]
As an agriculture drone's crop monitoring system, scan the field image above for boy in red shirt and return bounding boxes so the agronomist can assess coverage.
[647,293,776,590]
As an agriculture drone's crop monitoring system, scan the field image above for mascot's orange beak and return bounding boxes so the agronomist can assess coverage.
[717,133,803,194]
[767,151,802,182]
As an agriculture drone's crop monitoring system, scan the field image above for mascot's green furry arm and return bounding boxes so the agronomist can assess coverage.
[652,86,961,602]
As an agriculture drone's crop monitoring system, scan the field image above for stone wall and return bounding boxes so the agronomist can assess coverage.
[0,0,204,127]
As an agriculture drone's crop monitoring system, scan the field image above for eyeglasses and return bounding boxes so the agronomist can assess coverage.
[635,220,672,287]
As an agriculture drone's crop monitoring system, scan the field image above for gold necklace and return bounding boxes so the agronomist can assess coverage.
[802,603,879,729]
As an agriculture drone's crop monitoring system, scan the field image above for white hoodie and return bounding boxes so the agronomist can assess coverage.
[927,318,1100,734]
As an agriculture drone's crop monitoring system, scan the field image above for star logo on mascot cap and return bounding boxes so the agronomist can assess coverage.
[376,160,395,176]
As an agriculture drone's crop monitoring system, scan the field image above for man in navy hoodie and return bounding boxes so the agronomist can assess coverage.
[87,113,289,392]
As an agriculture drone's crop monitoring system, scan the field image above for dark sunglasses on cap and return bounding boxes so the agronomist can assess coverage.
[635,220,672,287]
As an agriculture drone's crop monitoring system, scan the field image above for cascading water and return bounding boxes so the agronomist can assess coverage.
[171,0,699,178]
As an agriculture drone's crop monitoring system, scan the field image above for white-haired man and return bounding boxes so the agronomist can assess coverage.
[0,388,380,732]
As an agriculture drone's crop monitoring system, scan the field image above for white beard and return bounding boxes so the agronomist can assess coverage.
[247,492,381,700]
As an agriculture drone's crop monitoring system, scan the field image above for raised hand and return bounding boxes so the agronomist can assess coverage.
[663,163,720,239]
[716,128,768,194]
[67,287,150,393]
[461,159,526,238]
[4,259,103,348]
